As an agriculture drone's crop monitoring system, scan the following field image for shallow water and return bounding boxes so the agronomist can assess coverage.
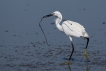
[0,0,106,71]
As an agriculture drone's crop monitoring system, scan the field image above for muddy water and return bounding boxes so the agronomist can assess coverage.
[0,0,106,71]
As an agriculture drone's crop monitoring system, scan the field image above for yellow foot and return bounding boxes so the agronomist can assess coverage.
[61,60,71,66]
[84,49,89,62]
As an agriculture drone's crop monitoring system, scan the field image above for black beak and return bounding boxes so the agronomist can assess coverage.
[43,14,53,18]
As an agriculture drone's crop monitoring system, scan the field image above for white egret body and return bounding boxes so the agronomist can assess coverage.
[42,11,89,61]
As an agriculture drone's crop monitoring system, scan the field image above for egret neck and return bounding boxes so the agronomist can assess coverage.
[55,18,63,32]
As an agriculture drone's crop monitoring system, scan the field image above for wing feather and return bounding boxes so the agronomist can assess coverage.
[62,20,88,37]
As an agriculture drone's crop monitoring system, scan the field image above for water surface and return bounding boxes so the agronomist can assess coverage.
[0,0,106,71]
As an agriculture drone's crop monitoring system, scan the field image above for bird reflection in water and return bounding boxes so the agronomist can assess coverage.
[61,62,90,71]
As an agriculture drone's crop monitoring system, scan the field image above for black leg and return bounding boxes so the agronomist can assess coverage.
[69,42,74,60]
[85,38,89,49]
[84,37,90,62]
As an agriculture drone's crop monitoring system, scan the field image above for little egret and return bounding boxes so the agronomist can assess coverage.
[39,11,89,63]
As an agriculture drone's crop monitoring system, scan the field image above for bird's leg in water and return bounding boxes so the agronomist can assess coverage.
[61,60,71,66]
[62,41,74,65]
[65,60,71,66]
[84,48,89,61]
[84,38,89,61]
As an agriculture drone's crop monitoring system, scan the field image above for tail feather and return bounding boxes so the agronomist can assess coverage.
[82,30,89,38]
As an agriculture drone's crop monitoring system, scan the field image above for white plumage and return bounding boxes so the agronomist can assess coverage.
[62,20,88,38]
[42,11,89,61]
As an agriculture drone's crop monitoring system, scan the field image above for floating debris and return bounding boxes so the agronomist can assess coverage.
[83,8,86,10]
[102,22,106,24]
[36,32,38,34]
[5,30,8,32]
[51,22,55,25]
[13,35,17,36]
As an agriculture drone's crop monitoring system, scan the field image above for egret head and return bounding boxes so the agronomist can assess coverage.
[43,11,62,19]
[52,11,62,18]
